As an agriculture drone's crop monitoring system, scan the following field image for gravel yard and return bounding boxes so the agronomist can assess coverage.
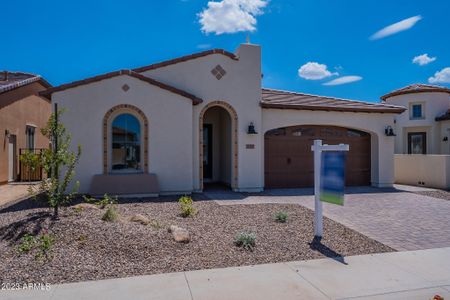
[0,197,393,284]
[415,190,450,201]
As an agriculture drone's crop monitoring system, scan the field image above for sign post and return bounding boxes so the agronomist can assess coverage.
[311,140,349,238]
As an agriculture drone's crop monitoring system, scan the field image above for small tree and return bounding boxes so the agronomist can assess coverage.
[19,150,40,182]
[33,109,81,219]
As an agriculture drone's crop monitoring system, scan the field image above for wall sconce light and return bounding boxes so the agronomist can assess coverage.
[5,129,10,138]
[247,122,258,134]
[385,126,396,136]
[443,136,448,142]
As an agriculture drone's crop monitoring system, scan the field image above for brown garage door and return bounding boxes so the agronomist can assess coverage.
[264,125,371,188]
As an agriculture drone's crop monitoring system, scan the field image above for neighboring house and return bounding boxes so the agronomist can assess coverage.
[0,71,52,184]
[382,84,450,155]
[41,44,405,196]
[382,84,450,189]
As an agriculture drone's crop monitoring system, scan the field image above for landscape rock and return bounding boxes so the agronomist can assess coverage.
[72,203,99,210]
[169,225,190,243]
[130,214,151,225]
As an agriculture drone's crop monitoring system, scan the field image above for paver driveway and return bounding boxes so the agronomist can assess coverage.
[206,186,450,251]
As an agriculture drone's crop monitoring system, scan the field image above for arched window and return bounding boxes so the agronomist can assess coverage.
[111,113,141,172]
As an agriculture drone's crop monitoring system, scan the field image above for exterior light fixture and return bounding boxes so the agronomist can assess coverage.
[247,122,257,134]
[443,136,448,142]
[5,129,10,138]
[384,126,396,136]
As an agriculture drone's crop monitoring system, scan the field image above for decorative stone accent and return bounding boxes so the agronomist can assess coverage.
[122,84,130,92]
[199,101,238,190]
[130,214,151,225]
[103,104,149,174]
[168,225,190,243]
[211,65,226,80]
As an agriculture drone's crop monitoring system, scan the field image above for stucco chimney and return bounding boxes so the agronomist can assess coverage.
[2,71,8,81]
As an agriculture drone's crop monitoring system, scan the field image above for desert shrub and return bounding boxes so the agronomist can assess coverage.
[18,234,36,254]
[179,196,196,217]
[274,211,288,223]
[84,194,117,209]
[102,206,118,222]
[36,233,55,261]
[234,231,256,251]
[150,220,163,230]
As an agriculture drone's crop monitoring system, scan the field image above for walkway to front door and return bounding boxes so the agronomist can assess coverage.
[0,183,34,210]
[207,185,450,251]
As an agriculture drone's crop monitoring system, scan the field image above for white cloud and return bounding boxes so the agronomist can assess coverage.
[370,15,422,40]
[428,67,450,84]
[198,0,268,35]
[298,62,338,80]
[197,44,212,49]
[413,54,436,66]
[323,76,362,86]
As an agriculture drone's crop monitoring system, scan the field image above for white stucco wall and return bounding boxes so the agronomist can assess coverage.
[142,44,263,191]
[385,92,450,154]
[52,75,194,194]
[262,109,397,187]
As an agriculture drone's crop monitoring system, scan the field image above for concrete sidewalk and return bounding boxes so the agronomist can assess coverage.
[3,247,450,300]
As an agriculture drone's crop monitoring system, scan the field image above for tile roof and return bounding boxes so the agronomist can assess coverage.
[436,109,450,121]
[0,71,51,94]
[261,88,406,114]
[381,84,450,100]
[40,70,203,105]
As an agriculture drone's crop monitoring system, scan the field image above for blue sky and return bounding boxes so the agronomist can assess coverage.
[2,0,450,102]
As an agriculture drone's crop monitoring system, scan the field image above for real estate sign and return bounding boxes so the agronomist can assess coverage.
[320,151,346,206]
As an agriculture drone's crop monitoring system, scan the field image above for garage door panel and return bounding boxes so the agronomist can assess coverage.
[265,125,371,188]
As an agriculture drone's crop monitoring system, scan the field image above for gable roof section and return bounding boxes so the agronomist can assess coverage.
[0,71,51,94]
[261,88,406,114]
[381,84,450,101]
[40,69,203,105]
[132,49,238,73]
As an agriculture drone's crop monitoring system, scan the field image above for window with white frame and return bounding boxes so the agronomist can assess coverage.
[25,125,35,149]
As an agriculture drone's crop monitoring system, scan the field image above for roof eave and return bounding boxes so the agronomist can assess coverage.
[40,70,203,105]
[260,102,406,114]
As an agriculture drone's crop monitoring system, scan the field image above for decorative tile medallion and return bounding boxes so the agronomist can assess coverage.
[211,65,226,80]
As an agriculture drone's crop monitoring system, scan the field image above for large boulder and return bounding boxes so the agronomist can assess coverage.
[168,225,190,243]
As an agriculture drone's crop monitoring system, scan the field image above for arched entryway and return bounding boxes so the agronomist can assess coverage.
[199,101,238,190]
[264,125,371,188]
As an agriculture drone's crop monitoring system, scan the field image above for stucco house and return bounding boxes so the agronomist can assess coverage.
[41,43,405,196]
[382,84,450,155]
[382,84,450,189]
[0,71,51,184]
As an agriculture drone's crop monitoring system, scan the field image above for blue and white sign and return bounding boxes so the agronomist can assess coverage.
[320,151,346,206]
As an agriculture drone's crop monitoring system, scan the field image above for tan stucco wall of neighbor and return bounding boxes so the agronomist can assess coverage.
[261,109,397,187]
[0,82,51,184]
[385,92,450,154]
[395,154,450,189]
[52,75,194,194]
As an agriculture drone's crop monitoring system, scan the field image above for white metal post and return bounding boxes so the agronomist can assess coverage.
[313,139,323,237]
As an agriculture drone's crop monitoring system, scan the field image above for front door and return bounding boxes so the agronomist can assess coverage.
[408,132,426,154]
[203,124,213,180]
[8,135,17,182]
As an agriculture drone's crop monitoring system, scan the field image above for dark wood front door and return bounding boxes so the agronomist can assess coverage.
[264,125,371,188]
[203,124,213,180]
[408,132,426,154]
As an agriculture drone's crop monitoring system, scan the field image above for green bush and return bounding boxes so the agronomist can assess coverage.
[179,196,196,217]
[36,233,55,260]
[234,231,256,251]
[18,234,36,254]
[274,211,288,223]
[102,206,119,222]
